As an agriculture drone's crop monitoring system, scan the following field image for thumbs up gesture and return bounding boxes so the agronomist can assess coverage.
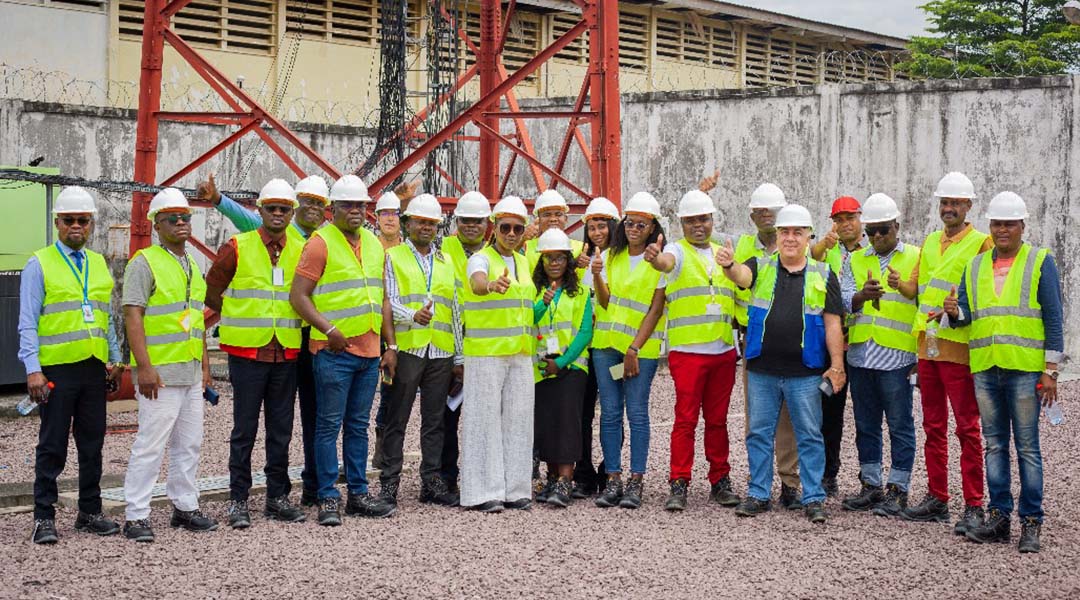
[575,250,590,270]
[644,233,665,265]
[590,247,604,276]
[699,169,720,193]
[413,300,434,326]
[715,237,735,268]
[861,269,884,304]
[886,265,901,290]
[543,282,558,306]
[943,285,959,319]
[823,223,839,250]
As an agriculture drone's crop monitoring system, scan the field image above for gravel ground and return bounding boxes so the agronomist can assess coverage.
[1,367,1078,599]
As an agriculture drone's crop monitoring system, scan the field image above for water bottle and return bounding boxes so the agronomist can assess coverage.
[1044,402,1064,426]
[925,319,940,359]
[16,395,38,416]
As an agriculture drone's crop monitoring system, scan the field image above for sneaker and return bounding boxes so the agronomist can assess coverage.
[226,500,251,529]
[842,483,884,512]
[345,492,396,519]
[709,477,741,507]
[900,494,950,523]
[465,500,504,513]
[779,483,801,510]
[822,476,839,498]
[378,480,400,507]
[123,519,154,543]
[954,505,985,536]
[318,498,341,527]
[619,476,644,509]
[965,508,1010,544]
[870,484,908,518]
[547,478,573,509]
[1018,517,1041,553]
[504,498,532,510]
[265,496,306,523]
[74,511,120,536]
[31,519,58,544]
[594,477,623,508]
[300,489,318,508]
[734,497,771,518]
[805,501,827,524]
[535,474,556,504]
[170,508,219,532]
[419,476,460,507]
[665,478,689,512]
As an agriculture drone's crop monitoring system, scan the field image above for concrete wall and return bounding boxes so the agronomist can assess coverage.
[1,75,1077,356]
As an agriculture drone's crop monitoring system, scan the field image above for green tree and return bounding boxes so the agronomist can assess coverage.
[897,0,1080,78]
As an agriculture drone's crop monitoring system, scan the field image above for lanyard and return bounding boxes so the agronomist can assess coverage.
[411,245,433,294]
[55,243,90,303]
[164,246,193,305]
[546,287,563,332]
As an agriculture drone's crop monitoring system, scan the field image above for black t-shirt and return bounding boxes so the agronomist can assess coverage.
[742,258,843,377]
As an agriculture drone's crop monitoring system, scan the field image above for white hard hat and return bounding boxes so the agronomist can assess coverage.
[454,191,491,219]
[533,189,569,215]
[774,204,813,229]
[404,193,443,221]
[375,191,401,213]
[329,174,371,203]
[490,195,529,221]
[295,175,330,202]
[933,172,977,199]
[147,187,190,221]
[584,197,619,221]
[536,228,572,253]
[257,178,298,208]
[676,190,715,218]
[985,191,1029,220]
[624,191,661,218]
[54,186,97,215]
[860,193,900,224]
[749,183,787,209]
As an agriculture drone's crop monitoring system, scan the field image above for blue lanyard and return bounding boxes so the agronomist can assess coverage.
[55,242,90,303]
[411,245,433,294]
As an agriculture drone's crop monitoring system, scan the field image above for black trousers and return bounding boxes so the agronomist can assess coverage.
[381,351,454,485]
[440,402,461,485]
[572,351,604,485]
[227,355,298,501]
[34,358,107,520]
[820,356,850,480]
[297,326,318,495]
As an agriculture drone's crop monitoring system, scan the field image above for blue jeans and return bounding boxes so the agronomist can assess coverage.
[313,350,380,498]
[746,371,826,504]
[973,368,1043,521]
[848,364,916,490]
[592,348,659,475]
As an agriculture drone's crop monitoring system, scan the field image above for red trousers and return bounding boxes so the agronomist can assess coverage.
[918,359,984,506]
[668,350,737,484]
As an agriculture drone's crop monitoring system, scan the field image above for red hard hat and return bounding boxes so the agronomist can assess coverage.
[830,196,861,216]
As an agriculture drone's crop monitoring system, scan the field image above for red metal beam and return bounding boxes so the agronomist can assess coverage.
[160,0,194,19]
[483,111,597,119]
[130,0,166,254]
[550,77,592,192]
[478,0,502,200]
[589,0,622,206]
[159,119,260,186]
[472,120,590,201]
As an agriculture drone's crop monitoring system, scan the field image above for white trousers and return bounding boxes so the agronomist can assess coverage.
[124,383,204,520]
[460,354,535,507]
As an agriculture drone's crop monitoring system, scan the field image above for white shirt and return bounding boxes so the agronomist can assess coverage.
[660,242,735,356]
[467,249,518,279]
[598,249,664,290]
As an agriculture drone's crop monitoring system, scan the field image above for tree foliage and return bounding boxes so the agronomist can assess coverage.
[897,0,1080,78]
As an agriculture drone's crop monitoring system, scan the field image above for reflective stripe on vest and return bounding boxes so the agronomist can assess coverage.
[33,246,113,367]
[388,243,456,353]
[967,243,1047,373]
[665,239,735,347]
[848,244,920,353]
[915,229,988,343]
[309,226,385,340]
[592,249,666,359]
[535,287,591,382]
[461,246,537,356]
[744,256,829,369]
[219,230,303,350]
[133,246,206,367]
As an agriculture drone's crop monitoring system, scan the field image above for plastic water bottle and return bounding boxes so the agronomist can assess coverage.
[1044,402,1064,426]
[925,320,940,359]
[15,395,38,416]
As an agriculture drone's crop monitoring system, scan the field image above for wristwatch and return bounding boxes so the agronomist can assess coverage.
[386,344,399,352]
[1044,369,1059,381]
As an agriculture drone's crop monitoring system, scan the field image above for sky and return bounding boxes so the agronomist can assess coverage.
[726,1,931,39]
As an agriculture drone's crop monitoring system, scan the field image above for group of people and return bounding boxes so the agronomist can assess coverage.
[19,169,1062,555]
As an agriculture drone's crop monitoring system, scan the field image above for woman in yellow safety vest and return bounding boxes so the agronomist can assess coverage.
[589,192,667,510]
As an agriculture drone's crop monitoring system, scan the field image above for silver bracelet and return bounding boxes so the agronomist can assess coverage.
[324,325,337,336]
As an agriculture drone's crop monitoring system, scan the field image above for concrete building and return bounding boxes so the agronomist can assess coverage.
[2,0,907,123]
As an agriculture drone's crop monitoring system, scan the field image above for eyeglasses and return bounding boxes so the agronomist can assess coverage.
[498,223,525,235]
[378,209,400,217]
[458,217,485,226]
[624,219,652,231]
[542,253,568,265]
[263,205,293,214]
[865,224,892,237]
[157,213,193,225]
[59,216,92,227]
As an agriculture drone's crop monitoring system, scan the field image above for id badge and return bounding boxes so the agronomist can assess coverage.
[272,267,285,287]
[545,336,560,355]
[81,302,95,323]
[178,309,192,332]
[705,303,722,317]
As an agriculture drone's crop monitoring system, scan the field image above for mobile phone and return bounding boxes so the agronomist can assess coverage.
[204,385,220,406]
[819,378,834,397]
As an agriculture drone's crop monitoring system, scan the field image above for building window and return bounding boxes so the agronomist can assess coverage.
[618,9,648,72]
[551,11,585,65]
[44,0,106,10]
[119,0,276,55]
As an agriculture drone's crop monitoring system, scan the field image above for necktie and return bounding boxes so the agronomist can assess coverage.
[71,250,84,273]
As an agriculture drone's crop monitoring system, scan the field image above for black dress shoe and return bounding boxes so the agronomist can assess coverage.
[900,494,950,523]
[504,498,532,510]
[74,512,120,536]
[1018,517,1041,553]
[804,501,827,524]
[966,508,1010,544]
[265,496,306,522]
[709,476,741,507]
[465,500,504,513]
[779,483,801,510]
[123,519,154,543]
[170,508,219,532]
[32,519,58,544]
[734,497,771,517]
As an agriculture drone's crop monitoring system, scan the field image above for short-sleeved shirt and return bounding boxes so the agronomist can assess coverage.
[467,249,520,280]
[294,234,381,358]
[743,258,843,377]
[122,250,202,386]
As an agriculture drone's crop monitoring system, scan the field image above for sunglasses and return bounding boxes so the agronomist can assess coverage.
[458,217,485,226]
[263,204,293,214]
[499,223,526,235]
[158,213,193,225]
[59,216,92,227]
[865,224,892,237]
[624,219,652,231]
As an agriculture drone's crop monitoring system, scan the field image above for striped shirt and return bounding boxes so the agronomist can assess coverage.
[384,238,463,362]
[841,242,917,371]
